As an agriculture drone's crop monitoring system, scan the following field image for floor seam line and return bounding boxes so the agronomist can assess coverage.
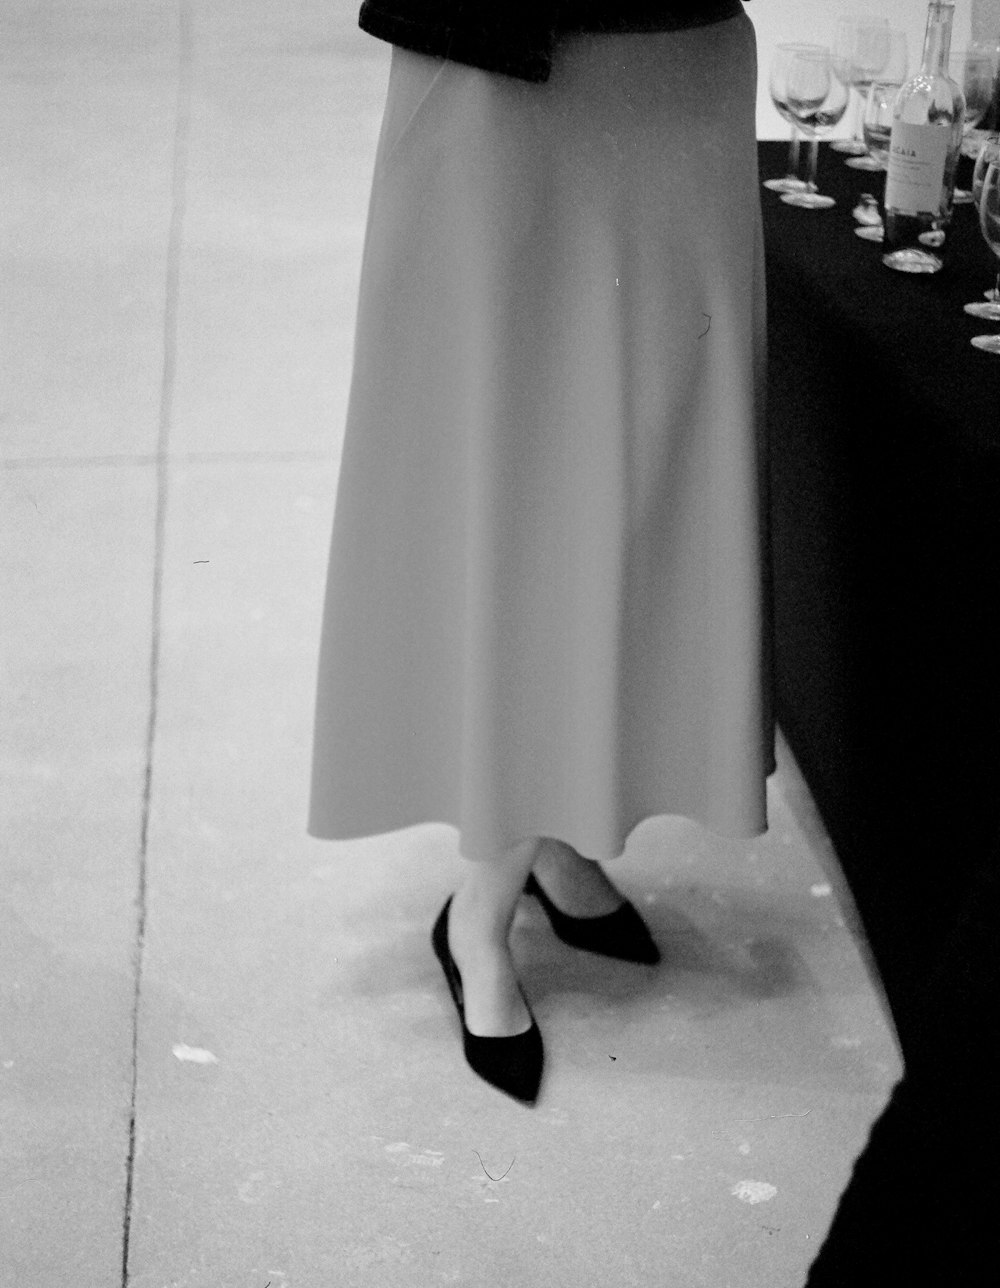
[121,2,193,1284]
[2,450,338,470]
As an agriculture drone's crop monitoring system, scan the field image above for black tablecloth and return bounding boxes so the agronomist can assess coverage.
[760,139,1000,1050]
[759,139,999,1281]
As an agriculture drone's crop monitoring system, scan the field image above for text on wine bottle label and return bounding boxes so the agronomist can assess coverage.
[885,121,951,215]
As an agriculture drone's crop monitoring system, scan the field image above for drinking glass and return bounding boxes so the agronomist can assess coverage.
[853,81,901,240]
[831,14,890,156]
[964,144,1000,316]
[969,162,1000,352]
[764,44,824,193]
[971,135,1000,300]
[781,48,851,210]
[951,47,1000,202]
[961,39,1000,160]
[846,30,908,170]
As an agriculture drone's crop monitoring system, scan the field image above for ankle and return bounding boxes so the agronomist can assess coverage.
[449,886,513,953]
[533,838,592,878]
[530,840,624,917]
[451,837,542,945]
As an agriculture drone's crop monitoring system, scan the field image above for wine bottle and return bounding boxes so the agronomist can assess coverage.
[882,1,966,273]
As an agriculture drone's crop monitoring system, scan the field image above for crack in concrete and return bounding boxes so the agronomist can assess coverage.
[121,3,193,1284]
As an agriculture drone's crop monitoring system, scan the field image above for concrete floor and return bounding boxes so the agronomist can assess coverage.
[0,3,903,1285]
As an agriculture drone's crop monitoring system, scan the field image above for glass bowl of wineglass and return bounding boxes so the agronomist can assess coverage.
[781,48,851,209]
[969,162,1000,352]
[965,160,1000,341]
[950,47,1000,202]
[968,136,1000,305]
[831,14,889,156]
[961,39,1000,160]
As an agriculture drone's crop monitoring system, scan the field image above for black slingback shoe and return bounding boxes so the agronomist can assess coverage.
[431,896,544,1105]
[524,871,661,965]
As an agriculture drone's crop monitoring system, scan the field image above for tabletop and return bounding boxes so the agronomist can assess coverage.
[757,139,1000,461]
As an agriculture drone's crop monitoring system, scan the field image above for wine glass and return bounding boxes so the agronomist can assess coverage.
[950,47,1000,202]
[961,39,1000,160]
[853,81,901,241]
[831,15,888,155]
[965,144,1000,317]
[831,14,890,157]
[845,30,908,170]
[969,162,1000,353]
[781,48,851,210]
[862,80,898,169]
[764,44,825,193]
[972,135,1000,300]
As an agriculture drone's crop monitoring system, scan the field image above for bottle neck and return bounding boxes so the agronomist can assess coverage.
[921,1,956,75]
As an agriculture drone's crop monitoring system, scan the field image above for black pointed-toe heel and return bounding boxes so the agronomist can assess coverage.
[524,871,661,965]
[431,897,544,1105]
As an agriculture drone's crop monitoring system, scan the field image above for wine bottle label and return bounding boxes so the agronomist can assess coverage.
[884,121,951,215]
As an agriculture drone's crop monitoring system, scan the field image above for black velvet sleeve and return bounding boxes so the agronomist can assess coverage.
[357,1,749,82]
[358,1,561,83]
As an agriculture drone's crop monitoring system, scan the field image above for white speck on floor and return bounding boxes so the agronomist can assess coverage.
[172,1044,218,1064]
[732,1180,778,1204]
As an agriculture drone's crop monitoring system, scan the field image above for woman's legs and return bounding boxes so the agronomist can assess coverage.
[531,838,627,918]
[447,836,627,1037]
[447,837,541,1037]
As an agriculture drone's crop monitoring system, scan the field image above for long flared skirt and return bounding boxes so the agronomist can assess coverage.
[309,14,776,862]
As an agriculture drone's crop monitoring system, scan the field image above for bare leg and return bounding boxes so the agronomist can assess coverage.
[447,837,542,1038]
[530,838,626,918]
[448,835,630,1035]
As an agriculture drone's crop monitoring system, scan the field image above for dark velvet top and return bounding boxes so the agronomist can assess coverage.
[559,1,744,32]
[357,1,748,83]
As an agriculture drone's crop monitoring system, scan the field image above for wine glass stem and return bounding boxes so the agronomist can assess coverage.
[851,87,863,146]
[787,125,801,179]
[805,137,819,194]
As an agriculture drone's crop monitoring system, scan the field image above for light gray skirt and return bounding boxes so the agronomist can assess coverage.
[309,14,775,862]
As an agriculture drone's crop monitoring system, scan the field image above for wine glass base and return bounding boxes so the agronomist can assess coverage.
[762,177,808,193]
[844,155,883,170]
[830,138,867,155]
[854,225,885,242]
[882,248,943,273]
[970,334,1000,353]
[781,192,836,209]
[964,302,1000,320]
